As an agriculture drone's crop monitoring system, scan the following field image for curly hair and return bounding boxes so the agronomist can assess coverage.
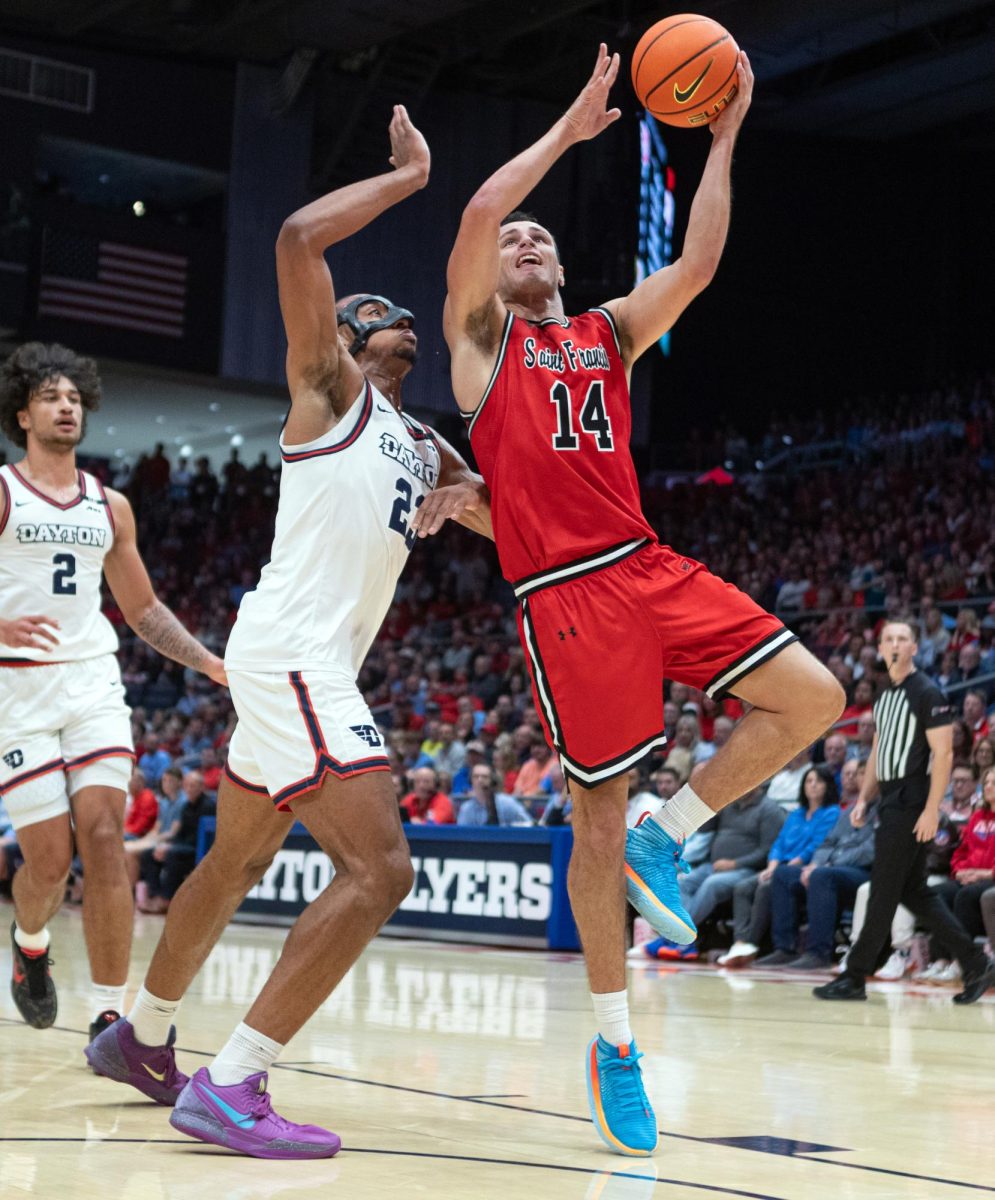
[0,342,101,449]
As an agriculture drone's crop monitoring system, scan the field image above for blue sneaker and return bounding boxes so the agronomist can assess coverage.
[624,821,697,944]
[585,1036,658,1156]
[643,937,699,962]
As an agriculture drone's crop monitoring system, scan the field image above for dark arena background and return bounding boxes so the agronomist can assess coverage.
[0,2,993,1197]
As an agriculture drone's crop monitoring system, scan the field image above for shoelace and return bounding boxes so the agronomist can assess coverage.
[22,953,54,1000]
[601,1048,652,1118]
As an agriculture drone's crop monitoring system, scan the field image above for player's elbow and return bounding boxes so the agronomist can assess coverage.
[462,189,504,228]
[276,215,315,257]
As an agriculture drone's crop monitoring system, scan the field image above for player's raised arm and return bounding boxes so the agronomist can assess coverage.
[444,44,621,348]
[409,430,493,540]
[277,106,430,442]
[101,488,227,686]
[606,53,754,369]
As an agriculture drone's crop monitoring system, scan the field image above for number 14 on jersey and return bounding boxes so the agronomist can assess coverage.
[549,380,614,452]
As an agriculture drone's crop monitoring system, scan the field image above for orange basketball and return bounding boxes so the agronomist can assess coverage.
[632,14,740,128]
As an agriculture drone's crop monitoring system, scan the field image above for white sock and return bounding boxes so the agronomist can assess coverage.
[13,924,50,953]
[651,783,714,843]
[592,989,633,1047]
[209,1022,284,1087]
[91,982,127,1022]
[129,984,181,1047]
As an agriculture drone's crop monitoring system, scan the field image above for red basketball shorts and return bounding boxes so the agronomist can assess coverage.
[514,539,796,787]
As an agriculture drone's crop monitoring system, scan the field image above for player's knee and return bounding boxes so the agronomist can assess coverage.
[378,847,415,911]
[23,846,73,891]
[77,817,125,869]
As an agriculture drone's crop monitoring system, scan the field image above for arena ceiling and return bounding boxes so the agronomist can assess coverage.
[2,0,995,167]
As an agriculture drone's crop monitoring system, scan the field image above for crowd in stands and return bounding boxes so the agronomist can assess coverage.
[2,370,994,965]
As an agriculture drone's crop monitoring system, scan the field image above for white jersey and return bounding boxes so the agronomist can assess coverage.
[225,381,441,674]
[0,464,118,663]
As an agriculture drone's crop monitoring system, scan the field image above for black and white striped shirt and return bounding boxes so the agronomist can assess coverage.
[873,671,952,787]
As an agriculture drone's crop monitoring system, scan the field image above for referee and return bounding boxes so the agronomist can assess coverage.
[815,619,995,1004]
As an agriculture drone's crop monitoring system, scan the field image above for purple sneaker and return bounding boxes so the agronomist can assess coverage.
[169,1068,341,1159]
[84,1017,189,1105]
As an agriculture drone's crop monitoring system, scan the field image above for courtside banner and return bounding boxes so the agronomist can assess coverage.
[197,820,579,950]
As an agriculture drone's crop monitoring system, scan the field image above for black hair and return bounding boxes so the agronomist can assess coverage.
[0,342,100,449]
[880,616,919,643]
[797,763,840,809]
[500,210,560,260]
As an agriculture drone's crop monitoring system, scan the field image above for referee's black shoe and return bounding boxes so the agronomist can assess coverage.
[813,972,866,1001]
[953,956,995,1005]
[10,922,57,1028]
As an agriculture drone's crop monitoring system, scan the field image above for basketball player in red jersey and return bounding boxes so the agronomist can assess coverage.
[445,47,844,1155]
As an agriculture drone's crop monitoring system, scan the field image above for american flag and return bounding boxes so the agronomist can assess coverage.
[38,228,187,339]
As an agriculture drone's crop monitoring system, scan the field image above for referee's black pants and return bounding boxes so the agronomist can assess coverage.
[847,798,983,980]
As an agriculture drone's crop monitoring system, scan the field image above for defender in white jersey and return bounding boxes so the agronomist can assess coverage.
[89,109,492,1158]
[0,341,226,1036]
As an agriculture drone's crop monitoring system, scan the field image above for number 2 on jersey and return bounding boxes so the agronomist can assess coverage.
[389,477,424,550]
[52,552,77,595]
[549,380,614,452]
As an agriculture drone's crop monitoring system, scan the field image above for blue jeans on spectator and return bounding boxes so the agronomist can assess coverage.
[679,863,755,927]
[771,864,870,959]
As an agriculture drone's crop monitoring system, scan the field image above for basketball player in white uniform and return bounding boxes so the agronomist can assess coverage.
[88,108,491,1158]
[0,342,226,1037]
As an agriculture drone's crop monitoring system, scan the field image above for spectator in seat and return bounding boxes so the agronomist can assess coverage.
[917,603,950,672]
[136,770,214,913]
[138,730,172,787]
[124,769,158,840]
[625,767,661,829]
[766,747,812,810]
[972,736,995,781]
[846,711,876,764]
[760,796,877,969]
[433,721,467,779]
[513,739,554,798]
[457,764,533,826]
[451,739,487,797]
[837,678,875,738]
[664,714,700,784]
[838,757,864,812]
[948,643,990,705]
[694,715,735,765]
[926,766,995,982]
[400,767,455,825]
[820,733,848,789]
[721,765,840,966]
[636,783,785,961]
[962,690,991,746]
[199,746,223,793]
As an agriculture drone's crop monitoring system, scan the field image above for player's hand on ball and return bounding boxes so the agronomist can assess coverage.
[710,52,754,139]
[0,614,60,649]
[562,43,622,143]
[388,105,430,185]
[411,482,483,538]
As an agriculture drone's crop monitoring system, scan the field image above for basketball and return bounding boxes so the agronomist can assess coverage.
[632,13,740,127]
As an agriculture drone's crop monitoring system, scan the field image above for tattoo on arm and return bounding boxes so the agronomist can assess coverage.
[135,600,209,672]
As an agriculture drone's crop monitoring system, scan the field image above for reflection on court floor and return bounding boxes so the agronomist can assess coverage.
[1,907,991,1200]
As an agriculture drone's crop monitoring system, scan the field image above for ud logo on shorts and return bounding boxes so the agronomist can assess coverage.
[349,725,383,748]
[3,749,23,770]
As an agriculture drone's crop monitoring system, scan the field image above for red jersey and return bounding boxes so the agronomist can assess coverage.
[462,308,656,589]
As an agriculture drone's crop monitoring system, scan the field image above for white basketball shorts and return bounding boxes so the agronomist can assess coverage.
[224,667,389,810]
[0,654,134,830]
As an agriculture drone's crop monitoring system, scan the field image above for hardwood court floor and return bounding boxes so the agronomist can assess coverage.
[1,907,991,1200]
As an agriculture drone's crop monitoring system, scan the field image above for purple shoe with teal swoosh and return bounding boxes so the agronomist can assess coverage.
[169,1068,342,1159]
[84,1017,188,1105]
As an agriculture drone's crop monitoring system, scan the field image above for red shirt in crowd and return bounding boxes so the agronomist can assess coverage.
[401,791,455,825]
[837,702,872,739]
[951,809,995,877]
[124,787,159,837]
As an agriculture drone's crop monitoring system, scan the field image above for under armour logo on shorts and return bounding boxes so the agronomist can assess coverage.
[350,725,383,748]
[3,749,24,769]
